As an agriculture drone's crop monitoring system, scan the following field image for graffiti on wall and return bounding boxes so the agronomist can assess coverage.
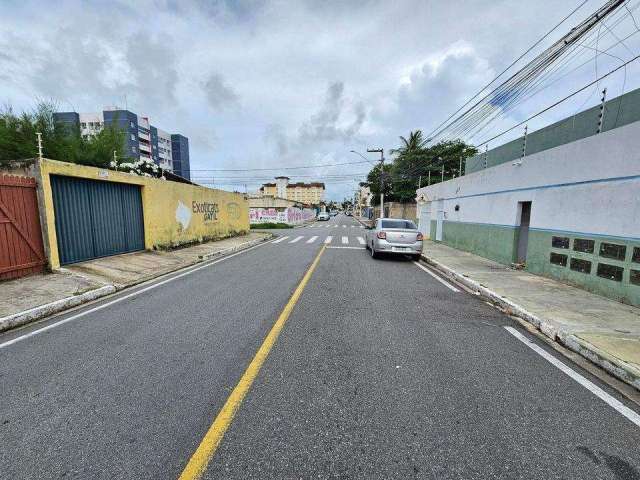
[249,207,316,225]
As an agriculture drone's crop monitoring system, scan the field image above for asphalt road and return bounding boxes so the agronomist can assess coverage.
[1,214,639,479]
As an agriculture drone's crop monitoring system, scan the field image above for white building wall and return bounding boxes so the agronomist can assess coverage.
[78,112,104,137]
[156,128,173,170]
[416,119,640,240]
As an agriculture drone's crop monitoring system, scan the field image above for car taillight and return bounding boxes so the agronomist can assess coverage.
[417,233,423,241]
[377,231,386,239]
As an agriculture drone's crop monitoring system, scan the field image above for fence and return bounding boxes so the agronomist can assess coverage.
[0,175,46,280]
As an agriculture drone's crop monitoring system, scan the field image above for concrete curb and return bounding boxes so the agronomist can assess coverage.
[0,285,116,333]
[0,234,273,335]
[198,234,273,261]
[420,253,640,392]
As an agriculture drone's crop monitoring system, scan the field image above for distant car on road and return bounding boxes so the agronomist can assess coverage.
[366,218,423,260]
[346,210,353,216]
[317,212,330,221]
[330,210,338,217]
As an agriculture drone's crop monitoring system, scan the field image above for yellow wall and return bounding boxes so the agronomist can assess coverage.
[38,159,249,269]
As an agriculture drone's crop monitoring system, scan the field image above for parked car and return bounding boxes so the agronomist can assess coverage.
[317,212,330,221]
[366,218,423,260]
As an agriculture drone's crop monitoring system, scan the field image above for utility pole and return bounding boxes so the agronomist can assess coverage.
[418,175,422,189]
[428,170,431,186]
[36,132,43,161]
[521,124,528,158]
[367,147,384,218]
[459,156,463,177]
[597,87,607,134]
[113,150,118,169]
[441,165,444,183]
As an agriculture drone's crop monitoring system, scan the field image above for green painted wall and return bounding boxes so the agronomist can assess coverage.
[431,219,640,307]
[466,87,640,174]
[438,221,518,265]
[526,230,640,307]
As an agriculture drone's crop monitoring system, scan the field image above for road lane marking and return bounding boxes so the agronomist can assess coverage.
[0,240,274,350]
[504,326,640,427]
[342,225,347,228]
[178,246,327,480]
[341,236,348,244]
[360,226,365,229]
[413,261,460,292]
[272,236,289,243]
[324,236,332,244]
[357,236,365,245]
[306,236,318,244]
[326,246,366,250]
[289,236,304,243]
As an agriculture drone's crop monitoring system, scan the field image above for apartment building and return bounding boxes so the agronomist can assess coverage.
[53,107,190,180]
[259,176,325,205]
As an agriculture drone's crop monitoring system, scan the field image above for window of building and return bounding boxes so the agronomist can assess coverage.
[570,258,592,274]
[131,146,136,153]
[596,263,623,282]
[599,242,626,261]
[131,134,135,141]
[573,238,594,254]
[633,247,640,264]
[552,236,570,249]
[80,122,86,128]
[550,253,568,267]
[630,270,640,286]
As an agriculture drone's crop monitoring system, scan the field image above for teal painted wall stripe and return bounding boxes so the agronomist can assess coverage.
[435,174,640,202]
[439,220,640,242]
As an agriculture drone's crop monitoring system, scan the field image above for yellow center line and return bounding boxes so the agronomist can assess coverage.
[178,245,326,480]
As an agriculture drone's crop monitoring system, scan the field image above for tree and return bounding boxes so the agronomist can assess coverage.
[361,130,478,203]
[0,102,127,168]
[365,162,395,205]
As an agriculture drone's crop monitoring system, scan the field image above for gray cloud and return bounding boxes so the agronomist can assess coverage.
[202,73,239,110]
[298,81,365,144]
[2,0,639,199]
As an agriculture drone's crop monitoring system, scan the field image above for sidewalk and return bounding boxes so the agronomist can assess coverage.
[421,240,640,391]
[0,232,271,333]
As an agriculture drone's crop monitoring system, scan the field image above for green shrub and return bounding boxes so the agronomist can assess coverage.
[250,222,293,229]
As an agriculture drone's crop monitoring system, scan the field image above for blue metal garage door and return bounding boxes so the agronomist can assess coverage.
[51,175,145,265]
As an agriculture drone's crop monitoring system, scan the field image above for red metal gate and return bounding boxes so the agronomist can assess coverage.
[0,175,46,280]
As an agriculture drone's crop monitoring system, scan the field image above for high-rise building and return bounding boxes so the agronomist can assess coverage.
[53,107,190,180]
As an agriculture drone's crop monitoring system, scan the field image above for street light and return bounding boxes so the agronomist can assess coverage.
[350,149,385,218]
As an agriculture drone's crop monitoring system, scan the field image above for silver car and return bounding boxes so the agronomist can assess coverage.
[366,218,423,260]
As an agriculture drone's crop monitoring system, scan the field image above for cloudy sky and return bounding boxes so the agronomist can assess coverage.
[2,0,640,199]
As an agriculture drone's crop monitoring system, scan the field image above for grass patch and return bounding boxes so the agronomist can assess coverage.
[250,222,293,229]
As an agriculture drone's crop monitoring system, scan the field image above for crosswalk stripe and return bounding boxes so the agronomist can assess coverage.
[342,225,347,228]
[272,236,289,243]
[289,236,304,243]
[359,225,364,229]
[357,236,365,245]
[306,236,318,243]
[341,236,348,244]
[324,236,333,244]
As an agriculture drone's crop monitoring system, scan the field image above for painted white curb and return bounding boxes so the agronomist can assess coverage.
[420,253,640,392]
[0,285,116,333]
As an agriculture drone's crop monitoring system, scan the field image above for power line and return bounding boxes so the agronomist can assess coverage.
[474,53,640,148]
[189,159,369,172]
[424,0,592,142]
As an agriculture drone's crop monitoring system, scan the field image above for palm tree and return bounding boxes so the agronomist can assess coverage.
[390,130,428,158]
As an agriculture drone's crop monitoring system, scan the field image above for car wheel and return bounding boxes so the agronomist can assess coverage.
[412,254,422,261]
[370,243,378,259]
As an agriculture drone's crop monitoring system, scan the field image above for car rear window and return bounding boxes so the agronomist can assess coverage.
[381,220,416,229]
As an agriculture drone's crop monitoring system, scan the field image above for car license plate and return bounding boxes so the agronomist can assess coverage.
[392,247,410,252]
